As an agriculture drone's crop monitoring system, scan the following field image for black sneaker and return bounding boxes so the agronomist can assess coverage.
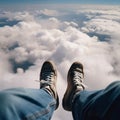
[62,62,85,111]
[40,61,59,109]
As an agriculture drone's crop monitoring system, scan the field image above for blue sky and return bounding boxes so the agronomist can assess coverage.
[0,0,120,5]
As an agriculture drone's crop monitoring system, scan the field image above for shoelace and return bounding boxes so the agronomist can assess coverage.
[40,72,54,87]
[73,71,84,86]
[72,70,86,103]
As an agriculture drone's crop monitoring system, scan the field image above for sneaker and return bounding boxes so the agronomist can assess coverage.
[62,62,85,111]
[40,60,59,109]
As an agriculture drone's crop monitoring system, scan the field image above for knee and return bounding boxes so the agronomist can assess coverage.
[0,92,15,109]
[107,81,120,89]
[105,81,120,95]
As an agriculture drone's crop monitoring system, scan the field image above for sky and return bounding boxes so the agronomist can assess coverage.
[0,2,120,120]
[0,0,120,5]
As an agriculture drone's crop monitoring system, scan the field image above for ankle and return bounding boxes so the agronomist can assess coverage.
[43,86,55,98]
[72,86,84,103]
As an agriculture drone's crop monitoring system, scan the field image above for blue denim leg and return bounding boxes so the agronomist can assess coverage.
[0,88,56,120]
[72,81,120,120]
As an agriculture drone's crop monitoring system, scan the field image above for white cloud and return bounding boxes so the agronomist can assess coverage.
[0,5,120,120]
[81,18,120,35]
[40,9,59,16]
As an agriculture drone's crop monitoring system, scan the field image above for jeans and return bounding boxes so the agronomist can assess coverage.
[0,88,56,120]
[0,81,120,120]
[72,81,120,120]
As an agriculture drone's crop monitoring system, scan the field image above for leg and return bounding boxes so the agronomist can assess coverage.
[62,61,120,120]
[72,81,120,120]
[0,60,59,120]
[0,88,56,120]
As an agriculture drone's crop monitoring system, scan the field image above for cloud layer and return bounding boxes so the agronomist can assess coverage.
[0,5,120,120]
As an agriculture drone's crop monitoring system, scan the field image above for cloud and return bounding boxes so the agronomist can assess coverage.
[0,5,120,120]
[40,9,59,16]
